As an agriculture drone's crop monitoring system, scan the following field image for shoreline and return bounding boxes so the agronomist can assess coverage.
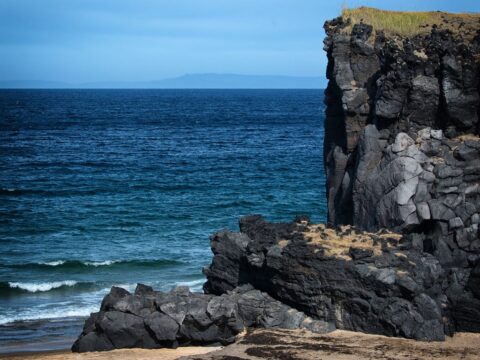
[0,346,221,360]
[0,350,66,359]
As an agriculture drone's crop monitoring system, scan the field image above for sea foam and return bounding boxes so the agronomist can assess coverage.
[41,260,66,266]
[8,280,78,293]
[83,260,117,267]
[177,279,204,292]
[40,260,117,267]
[0,305,98,325]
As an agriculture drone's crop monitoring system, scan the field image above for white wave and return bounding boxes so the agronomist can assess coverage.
[176,279,205,292]
[41,260,66,266]
[37,260,118,267]
[83,260,117,267]
[0,305,99,325]
[177,279,204,287]
[8,280,78,293]
[111,283,137,292]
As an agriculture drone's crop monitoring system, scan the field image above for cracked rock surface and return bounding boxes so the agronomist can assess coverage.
[323,18,480,332]
[324,19,480,245]
[72,283,332,352]
[204,215,478,341]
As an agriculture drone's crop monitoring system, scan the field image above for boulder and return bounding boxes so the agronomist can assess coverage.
[72,283,334,352]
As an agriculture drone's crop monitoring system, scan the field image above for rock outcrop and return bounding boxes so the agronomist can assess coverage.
[323,15,480,269]
[324,9,480,340]
[322,8,480,339]
[205,215,465,341]
[72,282,332,352]
[75,215,471,352]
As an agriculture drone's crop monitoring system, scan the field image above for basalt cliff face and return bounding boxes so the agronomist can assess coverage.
[323,17,480,260]
[321,12,480,336]
[73,12,480,352]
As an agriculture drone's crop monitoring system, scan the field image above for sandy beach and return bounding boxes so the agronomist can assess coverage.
[0,346,221,360]
[2,329,480,360]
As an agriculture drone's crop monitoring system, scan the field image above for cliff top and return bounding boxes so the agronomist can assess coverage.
[341,7,480,38]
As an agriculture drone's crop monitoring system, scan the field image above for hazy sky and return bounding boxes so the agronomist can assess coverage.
[0,0,478,83]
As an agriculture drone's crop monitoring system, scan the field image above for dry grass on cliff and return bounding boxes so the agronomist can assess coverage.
[341,7,480,38]
[303,224,402,260]
[453,133,480,142]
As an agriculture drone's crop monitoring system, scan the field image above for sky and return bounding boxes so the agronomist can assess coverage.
[0,0,478,83]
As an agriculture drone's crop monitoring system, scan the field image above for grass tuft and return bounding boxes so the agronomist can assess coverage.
[341,7,480,37]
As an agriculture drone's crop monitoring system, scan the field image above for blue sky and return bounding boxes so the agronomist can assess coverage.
[0,0,478,83]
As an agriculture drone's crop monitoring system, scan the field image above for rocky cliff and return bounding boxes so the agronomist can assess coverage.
[204,216,451,340]
[323,9,480,329]
[324,10,480,261]
[73,9,480,352]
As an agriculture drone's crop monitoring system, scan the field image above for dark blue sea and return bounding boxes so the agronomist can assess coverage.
[0,89,326,352]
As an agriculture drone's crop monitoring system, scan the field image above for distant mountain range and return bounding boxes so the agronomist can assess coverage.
[0,74,326,89]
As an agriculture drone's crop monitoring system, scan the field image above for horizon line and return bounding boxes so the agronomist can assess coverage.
[0,87,325,90]
[0,73,326,89]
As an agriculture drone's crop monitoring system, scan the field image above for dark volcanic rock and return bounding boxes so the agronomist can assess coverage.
[76,214,473,351]
[72,284,333,352]
[204,216,453,341]
[323,17,480,279]
[324,17,480,251]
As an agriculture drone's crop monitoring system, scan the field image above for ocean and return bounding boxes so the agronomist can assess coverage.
[0,89,326,352]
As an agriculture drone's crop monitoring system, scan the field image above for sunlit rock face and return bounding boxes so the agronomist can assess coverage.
[322,16,480,336]
[204,216,449,341]
[323,18,480,270]
[72,282,334,352]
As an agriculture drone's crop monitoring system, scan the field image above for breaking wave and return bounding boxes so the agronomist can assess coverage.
[0,281,96,295]
[2,259,182,271]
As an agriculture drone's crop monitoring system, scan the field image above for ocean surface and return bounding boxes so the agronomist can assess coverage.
[0,89,326,352]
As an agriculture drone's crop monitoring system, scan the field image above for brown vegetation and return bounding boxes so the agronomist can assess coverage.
[341,7,480,38]
[302,224,401,260]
